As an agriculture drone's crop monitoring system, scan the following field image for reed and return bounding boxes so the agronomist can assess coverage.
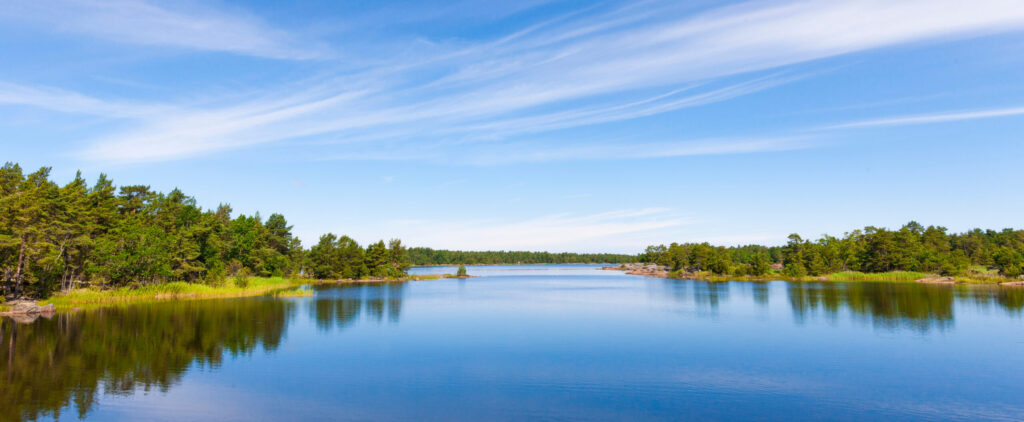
[43,277,303,309]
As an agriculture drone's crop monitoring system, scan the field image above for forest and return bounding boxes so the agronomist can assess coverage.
[641,222,1024,278]
[0,163,407,299]
[406,247,635,266]
[5,162,1023,301]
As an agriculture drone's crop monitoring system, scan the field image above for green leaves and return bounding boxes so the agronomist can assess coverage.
[0,163,315,296]
[641,222,1024,279]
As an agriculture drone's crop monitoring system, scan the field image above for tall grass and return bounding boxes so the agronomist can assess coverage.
[824,271,927,282]
[44,277,303,309]
[271,287,313,298]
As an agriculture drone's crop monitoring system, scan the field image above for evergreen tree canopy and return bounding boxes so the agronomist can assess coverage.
[0,163,411,297]
[641,222,1023,278]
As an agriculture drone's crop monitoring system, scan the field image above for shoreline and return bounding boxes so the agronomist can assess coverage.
[601,264,1023,286]
[3,273,473,315]
[411,262,630,267]
[310,273,475,285]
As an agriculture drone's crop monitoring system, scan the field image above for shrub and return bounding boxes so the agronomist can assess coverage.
[234,268,252,288]
[456,264,468,277]
[227,259,244,277]
[783,262,807,277]
[205,263,227,286]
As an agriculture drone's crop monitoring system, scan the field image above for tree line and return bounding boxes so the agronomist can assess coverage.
[0,163,409,298]
[406,247,635,266]
[640,222,1024,278]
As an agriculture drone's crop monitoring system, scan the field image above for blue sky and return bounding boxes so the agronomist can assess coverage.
[2,0,1023,253]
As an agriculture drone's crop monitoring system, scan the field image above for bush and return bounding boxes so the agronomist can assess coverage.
[729,264,750,276]
[205,263,227,286]
[227,259,244,277]
[783,262,807,277]
[234,268,252,288]
[456,264,468,277]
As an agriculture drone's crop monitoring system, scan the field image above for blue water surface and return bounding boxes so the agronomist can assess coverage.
[7,265,1024,421]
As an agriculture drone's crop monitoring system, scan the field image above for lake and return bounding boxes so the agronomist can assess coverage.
[3,265,1024,421]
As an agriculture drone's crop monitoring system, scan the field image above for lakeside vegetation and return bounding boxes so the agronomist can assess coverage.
[0,163,411,300]
[41,276,308,309]
[4,162,1023,308]
[641,222,1024,283]
[407,247,635,265]
[39,274,473,310]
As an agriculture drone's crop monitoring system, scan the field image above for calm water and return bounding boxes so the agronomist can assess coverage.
[3,265,1024,421]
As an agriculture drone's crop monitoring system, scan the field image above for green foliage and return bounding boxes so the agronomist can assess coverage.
[994,246,1024,278]
[642,221,1024,279]
[0,162,407,298]
[750,251,771,276]
[234,268,252,288]
[456,264,468,277]
[308,235,408,280]
[408,247,635,265]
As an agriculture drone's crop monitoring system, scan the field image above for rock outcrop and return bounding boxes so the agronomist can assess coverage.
[601,263,670,278]
[1,300,56,316]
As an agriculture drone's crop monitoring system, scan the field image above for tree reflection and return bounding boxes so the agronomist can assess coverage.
[0,299,293,422]
[660,279,1024,332]
[786,282,1024,331]
[751,282,770,307]
[310,282,407,331]
[787,282,956,331]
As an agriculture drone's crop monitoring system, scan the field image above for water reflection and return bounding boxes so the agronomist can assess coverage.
[751,282,770,306]
[310,283,407,331]
[661,279,1024,332]
[787,282,955,331]
[2,276,1023,422]
[0,299,294,422]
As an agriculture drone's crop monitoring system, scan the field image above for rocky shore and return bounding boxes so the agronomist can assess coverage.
[0,300,56,315]
[1,300,56,323]
[601,263,670,278]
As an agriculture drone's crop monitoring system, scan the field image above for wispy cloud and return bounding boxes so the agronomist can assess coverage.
[0,81,169,118]
[825,106,1024,129]
[5,0,1024,163]
[390,208,687,251]
[464,137,815,165]
[0,0,325,59]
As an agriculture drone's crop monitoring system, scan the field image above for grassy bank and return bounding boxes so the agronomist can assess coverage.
[42,277,306,310]
[667,270,1011,284]
[38,273,463,310]
[270,287,314,298]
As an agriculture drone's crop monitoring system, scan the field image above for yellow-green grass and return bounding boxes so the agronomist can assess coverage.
[43,277,305,309]
[821,271,926,282]
[271,287,314,298]
[41,274,463,310]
